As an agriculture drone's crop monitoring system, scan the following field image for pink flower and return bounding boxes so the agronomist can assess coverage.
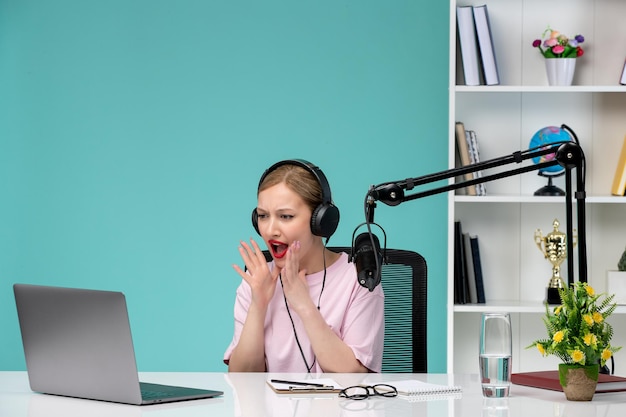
[552,45,565,54]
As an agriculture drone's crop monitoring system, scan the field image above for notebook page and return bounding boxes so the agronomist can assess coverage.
[380,379,462,396]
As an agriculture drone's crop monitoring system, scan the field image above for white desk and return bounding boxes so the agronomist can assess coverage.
[2,371,626,416]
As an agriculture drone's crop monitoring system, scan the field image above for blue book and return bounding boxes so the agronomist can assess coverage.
[456,6,481,86]
[473,4,500,85]
[470,235,486,303]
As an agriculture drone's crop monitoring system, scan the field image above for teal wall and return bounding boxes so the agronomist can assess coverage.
[0,1,449,372]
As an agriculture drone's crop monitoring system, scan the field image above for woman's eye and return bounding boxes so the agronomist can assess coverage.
[280,214,294,220]
[257,213,268,220]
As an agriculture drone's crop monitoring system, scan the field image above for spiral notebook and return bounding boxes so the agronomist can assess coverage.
[378,379,462,400]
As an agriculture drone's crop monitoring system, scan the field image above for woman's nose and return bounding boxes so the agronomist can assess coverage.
[266,216,280,236]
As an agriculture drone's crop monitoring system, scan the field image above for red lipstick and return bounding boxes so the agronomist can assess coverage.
[268,240,289,259]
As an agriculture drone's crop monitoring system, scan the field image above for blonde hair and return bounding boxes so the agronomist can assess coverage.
[258,163,322,213]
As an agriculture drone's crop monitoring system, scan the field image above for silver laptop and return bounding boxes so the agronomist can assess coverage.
[13,283,223,405]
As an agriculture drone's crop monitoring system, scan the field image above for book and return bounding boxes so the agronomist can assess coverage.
[470,235,486,303]
[621,59,626,85]
[463,233,478,303]
[456,6,481,86]
[610,134,626,196]
[454,221,467,304]
[512,371,626,393]
[455,121,476,196]
[375,379,462,399]
[466,130,487,196]
[472,4,500,85]
[266,378,342,394]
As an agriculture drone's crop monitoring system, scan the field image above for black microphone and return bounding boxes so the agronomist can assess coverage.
[353,232,383,292]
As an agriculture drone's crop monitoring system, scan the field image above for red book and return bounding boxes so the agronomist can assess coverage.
[512,370,626,393]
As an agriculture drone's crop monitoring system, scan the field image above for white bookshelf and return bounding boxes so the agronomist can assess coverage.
[448,0,626,374]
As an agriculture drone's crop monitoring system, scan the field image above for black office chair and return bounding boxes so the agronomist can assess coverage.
[261,246,427,373]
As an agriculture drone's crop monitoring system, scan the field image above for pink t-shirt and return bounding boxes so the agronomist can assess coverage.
[223,252,385,373]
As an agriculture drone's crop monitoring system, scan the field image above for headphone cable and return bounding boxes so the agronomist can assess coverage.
[280,273,315,373]
[279,245,327,373]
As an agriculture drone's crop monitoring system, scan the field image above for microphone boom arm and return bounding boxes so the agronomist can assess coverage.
[367,140,587,288]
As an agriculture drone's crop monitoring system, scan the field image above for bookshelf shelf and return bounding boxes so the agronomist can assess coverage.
[455,195,626,204]
[448,0,626,375]
[456,86,626,93]
[453,302,626,315]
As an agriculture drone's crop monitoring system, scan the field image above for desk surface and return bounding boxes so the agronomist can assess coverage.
[1,371,626,417]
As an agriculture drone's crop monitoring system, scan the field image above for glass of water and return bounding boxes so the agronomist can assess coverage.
[479,312,512,397]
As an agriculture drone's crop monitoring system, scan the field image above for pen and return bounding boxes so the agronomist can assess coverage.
[270,379,330,388]
[288,386,335,392]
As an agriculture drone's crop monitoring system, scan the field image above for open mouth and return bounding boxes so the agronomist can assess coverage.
[269,240,289,259]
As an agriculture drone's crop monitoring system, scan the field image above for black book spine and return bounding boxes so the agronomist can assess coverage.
[454,221,467,304]
[470,235,486,303]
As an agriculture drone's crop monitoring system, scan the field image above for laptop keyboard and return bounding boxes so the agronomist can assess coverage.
[140,382,197,400]
[141,390,180,400]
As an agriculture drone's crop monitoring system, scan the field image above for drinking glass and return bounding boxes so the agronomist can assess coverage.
[479,312,512,397]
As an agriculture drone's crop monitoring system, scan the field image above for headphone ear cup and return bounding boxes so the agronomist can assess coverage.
[310,203,340,238]
[251,208,261,236]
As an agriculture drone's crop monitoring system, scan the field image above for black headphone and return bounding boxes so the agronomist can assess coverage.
[251,159,340,239]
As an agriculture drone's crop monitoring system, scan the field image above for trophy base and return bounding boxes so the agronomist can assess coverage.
[546,287,562,305]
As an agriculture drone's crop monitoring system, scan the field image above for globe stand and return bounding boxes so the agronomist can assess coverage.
[534,172,565,196]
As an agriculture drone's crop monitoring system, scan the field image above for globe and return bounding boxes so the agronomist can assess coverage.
[529,126,573,196]
[529,126,573,175]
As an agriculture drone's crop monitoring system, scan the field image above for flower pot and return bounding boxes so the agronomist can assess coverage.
[545,58,576,86]
[558,363,599,401]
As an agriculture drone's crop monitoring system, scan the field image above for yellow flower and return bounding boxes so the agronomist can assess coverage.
[593,312,604,324]
[571,350,585,364]
[554,305,563,315]
[537,343,546,356]
[585,284,595,296]
[583,333,597,346]
[553,331,564,343]
[602,349,613,361]
[583,314,594,326]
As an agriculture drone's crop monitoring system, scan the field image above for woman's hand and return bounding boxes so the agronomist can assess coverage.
[279,241,316,315]
[232,239,279,308]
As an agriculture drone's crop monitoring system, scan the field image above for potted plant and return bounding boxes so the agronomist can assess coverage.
[528,282,621,401]
[532,27,585,86]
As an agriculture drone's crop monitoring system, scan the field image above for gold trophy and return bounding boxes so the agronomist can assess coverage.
[534,219,577,304]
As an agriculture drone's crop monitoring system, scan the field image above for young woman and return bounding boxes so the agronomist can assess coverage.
[223,159,384,373]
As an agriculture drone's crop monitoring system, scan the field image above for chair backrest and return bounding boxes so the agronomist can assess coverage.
[377,248,427,373]
[261,246,428,373]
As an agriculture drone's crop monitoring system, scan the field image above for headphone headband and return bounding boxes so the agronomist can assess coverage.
[258,159,334,205]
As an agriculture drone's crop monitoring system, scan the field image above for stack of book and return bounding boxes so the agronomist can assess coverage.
[454,121,486,196]
[456,4,499,86]
[454,220,485,305]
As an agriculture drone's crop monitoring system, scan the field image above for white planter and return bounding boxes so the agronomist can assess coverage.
[606,271,626,305]
[544,58,576,86]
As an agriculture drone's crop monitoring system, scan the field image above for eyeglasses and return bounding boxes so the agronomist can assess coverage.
[338,384,398,400]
